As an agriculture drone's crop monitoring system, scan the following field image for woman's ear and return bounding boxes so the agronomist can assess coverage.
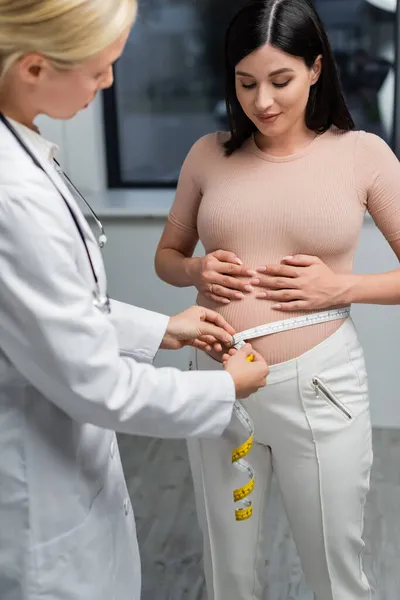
[17,54,47,85]
[311,55,322,85]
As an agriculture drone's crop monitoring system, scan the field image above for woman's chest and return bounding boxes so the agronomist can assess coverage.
[197,162,365,260]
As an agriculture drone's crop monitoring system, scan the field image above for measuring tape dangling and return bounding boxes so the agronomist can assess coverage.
[230,307,351,522]
[231,348,256,522]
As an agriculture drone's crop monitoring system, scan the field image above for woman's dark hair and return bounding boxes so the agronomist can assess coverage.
[224,0,355,155]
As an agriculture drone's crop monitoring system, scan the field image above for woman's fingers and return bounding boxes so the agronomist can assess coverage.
[208,293,231,305]
[206,272,253,292]
[250,275,299,290]
[255,263,299,277]
[217,261,254,277]
[212,250,243,265]
[255,289,305,301]
[209,285,247,301]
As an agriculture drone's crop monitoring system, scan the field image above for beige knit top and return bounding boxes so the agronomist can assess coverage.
[168,128,400,364]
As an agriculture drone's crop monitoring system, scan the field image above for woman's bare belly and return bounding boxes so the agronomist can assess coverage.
[198,293,346,366]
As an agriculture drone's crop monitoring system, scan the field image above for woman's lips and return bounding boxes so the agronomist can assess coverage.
[256,113,281,123]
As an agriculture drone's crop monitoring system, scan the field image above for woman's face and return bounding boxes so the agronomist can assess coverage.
[235,43,322,138]
[16,28,130,120]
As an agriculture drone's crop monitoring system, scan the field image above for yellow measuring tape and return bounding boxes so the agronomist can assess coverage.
[232,353,255,521]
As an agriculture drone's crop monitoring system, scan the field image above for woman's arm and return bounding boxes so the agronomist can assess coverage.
[155,135,253,303]
[339,239,400,305]
[155,135,206,288]
[155,221,251,303]
[248,132,400,311]
[339,132,400,304]
[155,220,201,287]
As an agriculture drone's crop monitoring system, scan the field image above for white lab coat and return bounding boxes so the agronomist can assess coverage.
[0,119,235,600]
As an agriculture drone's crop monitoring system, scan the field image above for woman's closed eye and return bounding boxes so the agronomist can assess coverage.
[272,80,290,88]
[240,80,291,90]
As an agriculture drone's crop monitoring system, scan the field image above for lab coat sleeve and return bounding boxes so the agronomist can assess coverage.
[109,299,169,364]
[0,191,235,438]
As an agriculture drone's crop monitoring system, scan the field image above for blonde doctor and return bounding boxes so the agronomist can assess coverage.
[0,1,269,599]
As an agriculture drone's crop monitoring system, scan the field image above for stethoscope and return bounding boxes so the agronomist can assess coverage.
[0,113,111,315]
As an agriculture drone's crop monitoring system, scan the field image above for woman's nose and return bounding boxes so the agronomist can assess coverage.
[254,85,274,112]
[100,66,114,90]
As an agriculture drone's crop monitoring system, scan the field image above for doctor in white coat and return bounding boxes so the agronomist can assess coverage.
[0,1,269,599]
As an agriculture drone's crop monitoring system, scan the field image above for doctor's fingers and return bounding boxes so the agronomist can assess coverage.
[197,334,224,353]
[197,321,237,346]
[191,339,213,352]
[249,349,269,366]
[199,307,236,337]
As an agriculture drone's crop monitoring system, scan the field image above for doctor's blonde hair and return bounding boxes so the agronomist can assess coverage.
[0,0,137,78]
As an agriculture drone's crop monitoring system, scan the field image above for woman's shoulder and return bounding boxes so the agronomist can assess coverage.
[324,125,359,144]
[345,129,397,172]
[186,131,229,160]
[354,129,392,154]
[331,128,399,193]
[181,132,230,181]
[322,127,395,165]
[328,126,390,151]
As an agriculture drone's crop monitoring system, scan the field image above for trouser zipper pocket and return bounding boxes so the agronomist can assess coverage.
[312,376,353,420]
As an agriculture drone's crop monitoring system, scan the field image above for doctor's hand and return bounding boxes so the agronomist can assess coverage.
[160,306,236,352]
[223,344,269,399]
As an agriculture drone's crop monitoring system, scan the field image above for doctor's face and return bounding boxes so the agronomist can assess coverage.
[19,28,131,120]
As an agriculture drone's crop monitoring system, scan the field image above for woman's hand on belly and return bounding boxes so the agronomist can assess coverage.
[249,254,350,311]
[190,249,254,305]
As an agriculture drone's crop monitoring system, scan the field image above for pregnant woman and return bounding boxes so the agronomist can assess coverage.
[155,0,400,597]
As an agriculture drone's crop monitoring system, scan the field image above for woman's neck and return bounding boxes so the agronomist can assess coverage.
[255,121,317,157]
[0,89,37,131]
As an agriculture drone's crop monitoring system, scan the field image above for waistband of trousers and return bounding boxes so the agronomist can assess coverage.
[265,317,355,385]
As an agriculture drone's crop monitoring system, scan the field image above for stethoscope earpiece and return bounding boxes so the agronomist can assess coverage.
[98,234,107,248]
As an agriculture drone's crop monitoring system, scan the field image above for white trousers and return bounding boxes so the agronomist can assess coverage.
[188,319,372,600]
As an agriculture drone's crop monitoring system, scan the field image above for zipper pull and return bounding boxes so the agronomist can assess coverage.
[312,377,320,397]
